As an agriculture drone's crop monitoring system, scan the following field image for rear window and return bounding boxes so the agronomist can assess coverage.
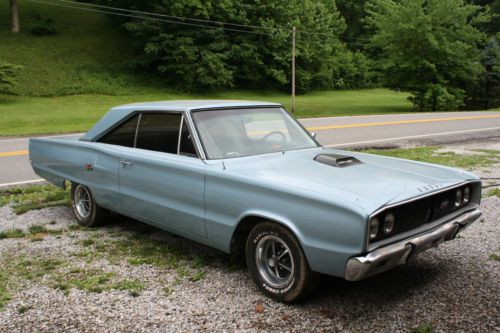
[98,114,139,147]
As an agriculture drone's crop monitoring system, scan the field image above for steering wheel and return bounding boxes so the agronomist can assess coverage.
[261,131,286,143]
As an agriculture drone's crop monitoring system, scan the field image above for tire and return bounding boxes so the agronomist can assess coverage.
[71,183,109,227]
[246,221,319,302]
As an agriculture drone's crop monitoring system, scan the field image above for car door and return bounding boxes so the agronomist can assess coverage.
[91,113,141,209]
[118,112,207,238]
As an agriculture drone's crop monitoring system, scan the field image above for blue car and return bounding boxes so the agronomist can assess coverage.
[29,100,482,302]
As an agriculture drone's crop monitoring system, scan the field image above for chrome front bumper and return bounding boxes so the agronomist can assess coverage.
[345,209,482,282]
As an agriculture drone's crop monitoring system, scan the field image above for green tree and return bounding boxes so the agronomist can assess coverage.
[366,0,487,111]
[0,60,20,93]
[107,0,354,92]
[466,36,500,109]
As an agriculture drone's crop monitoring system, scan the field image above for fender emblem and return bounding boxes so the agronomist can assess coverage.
[84,163,93,171]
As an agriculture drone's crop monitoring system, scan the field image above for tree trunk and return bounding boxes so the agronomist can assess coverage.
[10,0,20,33]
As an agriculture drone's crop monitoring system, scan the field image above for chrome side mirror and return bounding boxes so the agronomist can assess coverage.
[311,132,317,140]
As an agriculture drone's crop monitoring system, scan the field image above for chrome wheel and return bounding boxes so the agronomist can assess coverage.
[255,235,295,288]
[74,185,91,219]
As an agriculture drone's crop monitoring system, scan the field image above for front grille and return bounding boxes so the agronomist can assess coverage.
[369,183,477,242]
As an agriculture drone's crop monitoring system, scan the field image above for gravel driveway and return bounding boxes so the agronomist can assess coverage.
[0,141,499,333]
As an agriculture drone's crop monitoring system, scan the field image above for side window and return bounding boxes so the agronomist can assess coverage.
[98,114,139,147]
[179,119,198,157]
[136,113,182,154]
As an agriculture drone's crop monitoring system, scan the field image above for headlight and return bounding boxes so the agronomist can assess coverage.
[454,189,463,207]
[383,213,395,234]
[463,187,470,204]
[369,217,380,240]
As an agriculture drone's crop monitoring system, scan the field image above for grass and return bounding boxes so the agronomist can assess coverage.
[72,225,215,282]
[0,270,11,309]
[360,146,500,169]
[0,88,415,136]
[0,1,153,97]
[489,253,500,261]
[1,2,498,136]
[17,305,31,314]
[0,253,146,302]
[0,228,26,239]
[0,223,65,241]
[0,2,418,136]
[486,188,500,197]
[410,324,434,333]
[0,184,70,214]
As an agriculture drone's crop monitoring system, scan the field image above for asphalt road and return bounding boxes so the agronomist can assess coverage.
[1,111,499,187]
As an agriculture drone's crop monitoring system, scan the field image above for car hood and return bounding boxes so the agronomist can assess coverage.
[221,147,477,214]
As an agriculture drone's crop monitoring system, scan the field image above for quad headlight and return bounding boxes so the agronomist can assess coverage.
[383,212,396,234]
[463,186,471,204]
[369,217,380,240]
[455,189,463,208]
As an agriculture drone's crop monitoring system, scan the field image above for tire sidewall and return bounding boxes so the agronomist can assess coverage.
[246,223,307,302]
[71,184,96,227]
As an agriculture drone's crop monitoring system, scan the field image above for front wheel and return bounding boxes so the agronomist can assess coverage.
[71,183,109,227]
[246,222,319,302]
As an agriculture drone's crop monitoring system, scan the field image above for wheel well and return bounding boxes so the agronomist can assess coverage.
[230,215,298,257]
[230,216,261,257]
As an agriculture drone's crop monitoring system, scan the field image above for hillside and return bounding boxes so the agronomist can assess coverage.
[0,0,160,96]
[0,1,414,136]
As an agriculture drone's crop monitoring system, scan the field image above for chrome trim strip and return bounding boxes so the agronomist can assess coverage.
[184,110,207,160]
[346,209,481,281]
[365,180,480,251]
[177,115,184,155]
[133,113,142,148]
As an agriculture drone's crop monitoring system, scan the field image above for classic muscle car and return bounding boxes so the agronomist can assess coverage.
[29,100,482,302]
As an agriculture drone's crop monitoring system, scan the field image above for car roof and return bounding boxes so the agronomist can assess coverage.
[112,100,282,111]
[81,100,282,141]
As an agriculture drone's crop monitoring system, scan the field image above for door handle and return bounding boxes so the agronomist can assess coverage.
[121,160,134,167]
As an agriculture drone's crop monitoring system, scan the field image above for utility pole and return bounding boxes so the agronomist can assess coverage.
[291,26,296,113]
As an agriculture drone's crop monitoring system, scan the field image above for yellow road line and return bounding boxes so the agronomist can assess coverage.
[1,114,500,158]
[0,150,29,157]
[306,114,500,131]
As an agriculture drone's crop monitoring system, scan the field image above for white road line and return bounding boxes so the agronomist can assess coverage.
[325,126,500,147]
[0,179,45,187]
[1,126,499,187]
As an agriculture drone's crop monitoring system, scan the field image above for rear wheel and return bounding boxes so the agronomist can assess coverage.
[246,222,319,302]
[71,183,109,227]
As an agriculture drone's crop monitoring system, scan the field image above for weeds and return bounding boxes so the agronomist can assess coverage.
[0,184,70,214]
[487,188,500,198]
[360,146,500,169]
[410,323,434,333]
[489,253,500,261]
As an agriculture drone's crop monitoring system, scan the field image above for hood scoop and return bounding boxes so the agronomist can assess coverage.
[314,153,362,168]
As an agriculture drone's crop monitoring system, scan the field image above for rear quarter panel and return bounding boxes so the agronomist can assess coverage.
[29,137,120,210]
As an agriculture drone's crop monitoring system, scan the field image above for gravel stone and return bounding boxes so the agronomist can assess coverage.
[0,141,498,332]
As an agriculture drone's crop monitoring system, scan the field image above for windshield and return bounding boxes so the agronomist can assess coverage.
[191,108,319,159]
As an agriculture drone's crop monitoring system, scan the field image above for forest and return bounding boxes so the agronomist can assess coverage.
[2,0,500,111]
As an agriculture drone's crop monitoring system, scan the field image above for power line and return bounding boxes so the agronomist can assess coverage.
[27,0,271,35]
[27,0,373,45]
[52,0,288,33]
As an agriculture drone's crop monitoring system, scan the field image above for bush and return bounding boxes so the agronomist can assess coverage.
[408,84,465,111]
[0,60,21,94]
[29,11,57,36]
[332,50,375,89]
